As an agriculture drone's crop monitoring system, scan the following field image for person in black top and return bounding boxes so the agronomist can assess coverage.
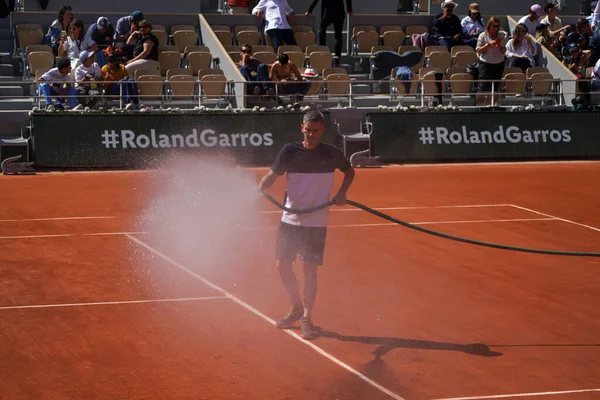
[124,20,160,75]
[237,43,271,96]
[433,0,464,50]
[258,110,355,341]
[306,0,353,64]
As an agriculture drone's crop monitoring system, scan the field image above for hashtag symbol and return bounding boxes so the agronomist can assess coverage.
[102,130,119,149]
[418,127,434,145]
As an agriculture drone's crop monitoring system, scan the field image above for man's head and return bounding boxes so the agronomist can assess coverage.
[576,17,591,34]
[441,0,457,15]
[530,4,543,20]
[301,111,325,149]
[278,53,290,65]
[241,43,253,56]
[56,57,71,75]
[131,10,144,22]
[568,41,581,55]
[544,2,558,17]
[97,16,109,33]
[79,50,95,67]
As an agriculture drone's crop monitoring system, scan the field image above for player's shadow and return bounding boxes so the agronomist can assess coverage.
[315,328,503,359]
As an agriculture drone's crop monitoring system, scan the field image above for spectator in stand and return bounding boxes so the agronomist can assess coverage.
[518,4,543,35]
[113,11,144,59]
[85,17,115,50]
[564,42,592,106]
[461,3,485,49]
[567,18,592,49]
[37,57,77,110]
[74,50,101,108]
[590,55,600,91]
[58,19,100,70]
[306,0,353,65]
[237,43,270,96]
[475,16,506,105]
[505,23,538,71]
[124,20,160,75]
[535,22,562,60]
[102,53,138,107]
[540,3,567,39]
[228,0,250,14]
[268,53,311,101]
[45,5,73,56]
[433,0,464,50]
[588,1,598,31]
[252,0,298,53]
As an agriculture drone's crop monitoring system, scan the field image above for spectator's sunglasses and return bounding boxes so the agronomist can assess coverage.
[241,48,251,53]
[490,24,500,28]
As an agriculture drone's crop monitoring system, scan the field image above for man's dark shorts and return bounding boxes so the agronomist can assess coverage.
[275,221,328,265]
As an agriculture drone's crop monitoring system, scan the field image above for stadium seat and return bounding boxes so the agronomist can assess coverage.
[187,51,213,73]
[172,30,198,53]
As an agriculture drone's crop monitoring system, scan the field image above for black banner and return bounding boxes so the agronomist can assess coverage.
[370,111,600,162]
[32,112,335,167]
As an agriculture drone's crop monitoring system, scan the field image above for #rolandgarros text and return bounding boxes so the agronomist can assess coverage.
[418,126,572,145]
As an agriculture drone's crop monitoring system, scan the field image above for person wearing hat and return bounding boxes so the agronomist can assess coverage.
[433,0,465,50]
[461,3,485,48]
[113,10,144,59]
[74,50,101,108]
[535,22,562,59]
[85,16,115,49]
[564,41,593,106]
[518,4,543,35]
[102,53,138,107]
[540,3,567,38]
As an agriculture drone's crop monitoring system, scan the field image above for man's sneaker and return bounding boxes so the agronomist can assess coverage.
[300,317,320,340]
[275,305,304,329]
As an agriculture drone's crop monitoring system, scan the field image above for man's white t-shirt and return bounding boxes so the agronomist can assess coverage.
[271,141,351,227]
[75,63,101,87]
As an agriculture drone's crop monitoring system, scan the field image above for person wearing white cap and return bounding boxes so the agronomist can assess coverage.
[85,16,115,48]
[518,4,544,35]
[74,50,102,108]
[433,0,465,49]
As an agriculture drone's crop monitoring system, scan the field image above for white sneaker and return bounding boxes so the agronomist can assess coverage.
[72,104,84,111]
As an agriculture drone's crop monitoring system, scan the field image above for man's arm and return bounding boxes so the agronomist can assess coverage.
[258,169,281,191]
[306,0,320,14]
[332,166,355,205]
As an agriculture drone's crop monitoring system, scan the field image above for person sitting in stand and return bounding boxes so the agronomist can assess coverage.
[124,20,160,74]
[433,0,464,50]
[237,43,271,96]
[74,50,102,108]
[85,17,115,50]
[102,52,139,107]
[58,19,100,70]
[461,3,486,49]
[268,53,311,101]
[505,23,538,71]
[37,57,77,110]
[113,10,144,60]
[45,5,73,56]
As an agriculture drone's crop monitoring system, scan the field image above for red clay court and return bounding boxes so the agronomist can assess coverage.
[1,161,599,400]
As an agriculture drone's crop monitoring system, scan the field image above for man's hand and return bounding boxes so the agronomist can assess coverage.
[332,192,347,206]
[305,11,312,15]
[256,10,264,20]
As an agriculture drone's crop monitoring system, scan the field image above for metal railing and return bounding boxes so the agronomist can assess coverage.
[0,76,594,112]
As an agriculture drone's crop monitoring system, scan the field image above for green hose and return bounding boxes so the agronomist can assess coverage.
[261,192,600,257]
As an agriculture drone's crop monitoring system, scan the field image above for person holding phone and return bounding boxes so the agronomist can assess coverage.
[475,16,507,105]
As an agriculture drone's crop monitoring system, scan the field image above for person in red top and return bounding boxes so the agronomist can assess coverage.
[228,0,250,14]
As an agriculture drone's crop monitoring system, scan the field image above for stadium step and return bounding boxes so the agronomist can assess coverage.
[0,29,11,41]
[0,40,12,53]
[0,63,16,75]
[0,85,23,97]
[0,52,12,64]
[0,98,34,110]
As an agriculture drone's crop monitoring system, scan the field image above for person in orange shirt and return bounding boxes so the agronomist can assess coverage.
[101,52,138,106]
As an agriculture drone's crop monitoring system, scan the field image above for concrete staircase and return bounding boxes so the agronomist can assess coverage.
[0,17,33,139]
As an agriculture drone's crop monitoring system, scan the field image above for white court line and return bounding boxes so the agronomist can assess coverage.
[239,217,557,230]
[432,388,600,399]
[509,205,600,233]
[0,296,227,310]
[0,218,557,240]
[259,204,511,214]
[0,216,117,222]
[126,234,406,400]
